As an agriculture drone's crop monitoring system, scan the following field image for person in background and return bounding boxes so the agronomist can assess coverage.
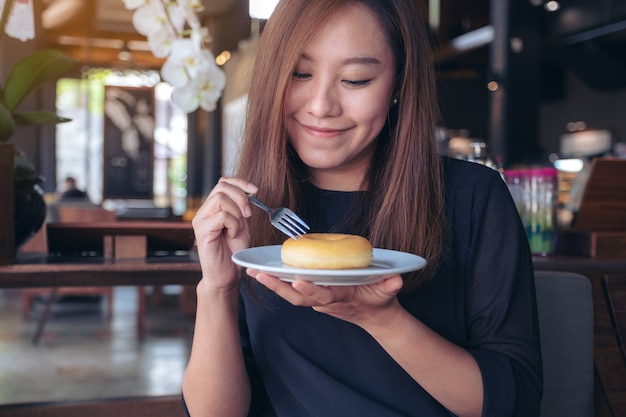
[183,1,542,416]
[60,176,88,201]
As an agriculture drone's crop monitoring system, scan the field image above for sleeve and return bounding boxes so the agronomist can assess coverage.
[238,289,272,417]
[463,168,543,417]
[181,393,191,417]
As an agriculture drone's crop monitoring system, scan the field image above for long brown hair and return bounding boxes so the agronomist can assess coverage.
[237,0,444,292]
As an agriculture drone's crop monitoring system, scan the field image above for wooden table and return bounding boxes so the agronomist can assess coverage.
[0,252,203,345]
[0,395,187,417]
[2,253,625,416]
[0,253,201,417]
[0,253,202,289]
[533,255,626,275]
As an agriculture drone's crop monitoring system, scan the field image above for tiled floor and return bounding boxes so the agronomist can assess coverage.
[0,286,195,406]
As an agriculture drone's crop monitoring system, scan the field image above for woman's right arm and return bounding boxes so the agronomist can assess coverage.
[182,178,258,417]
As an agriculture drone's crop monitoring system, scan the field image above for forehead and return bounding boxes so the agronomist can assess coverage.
[300,4,391,61]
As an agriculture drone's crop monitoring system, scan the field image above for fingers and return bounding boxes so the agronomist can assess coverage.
[206,177,258,217]
[248,271,330,306]
[214,177,258,200]
[249,271,403,309]
[193,178,258,241]
[216,177,258,193]
[292,279,337,305]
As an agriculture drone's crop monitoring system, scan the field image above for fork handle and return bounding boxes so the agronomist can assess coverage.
[248,195,271,213]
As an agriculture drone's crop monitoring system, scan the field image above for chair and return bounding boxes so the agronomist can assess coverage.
[534,270,594,417]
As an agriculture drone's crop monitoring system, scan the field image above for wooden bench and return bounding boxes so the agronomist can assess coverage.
[0,395,186,417]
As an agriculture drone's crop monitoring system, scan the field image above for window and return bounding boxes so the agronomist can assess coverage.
[56,69,188,215]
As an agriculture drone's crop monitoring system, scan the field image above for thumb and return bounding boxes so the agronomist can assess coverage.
[379,275,403,295]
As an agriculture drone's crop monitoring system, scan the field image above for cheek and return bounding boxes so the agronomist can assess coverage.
[352,100,388,133]
[284,83,303,114]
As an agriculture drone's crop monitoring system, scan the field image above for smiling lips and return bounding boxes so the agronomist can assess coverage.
[301,123,350,139]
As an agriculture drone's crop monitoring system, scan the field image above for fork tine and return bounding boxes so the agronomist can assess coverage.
[286,211,310,231]
[278,218,307,237]
[249,195,309,239]
[280,221,304,237]
[282,215,308,234]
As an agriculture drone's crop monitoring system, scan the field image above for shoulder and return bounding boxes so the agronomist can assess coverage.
[442,156,505,190]
[441,156,513,212]
[441,156,502,186]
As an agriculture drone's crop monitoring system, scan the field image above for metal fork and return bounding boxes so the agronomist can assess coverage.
[248,195,310,239]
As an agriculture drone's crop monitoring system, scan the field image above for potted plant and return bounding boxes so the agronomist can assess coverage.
[0,49,77,176]
[1,0,76,249]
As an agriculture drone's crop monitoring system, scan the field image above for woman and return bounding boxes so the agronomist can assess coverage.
[183,1,542,416]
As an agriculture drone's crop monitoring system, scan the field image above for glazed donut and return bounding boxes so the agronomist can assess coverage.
[281,233,373,269]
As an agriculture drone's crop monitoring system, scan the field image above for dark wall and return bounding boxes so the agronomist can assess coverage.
[540,70,626,155]
[437,77,489,140]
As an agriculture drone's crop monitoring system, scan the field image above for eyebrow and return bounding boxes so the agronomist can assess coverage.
[299,53,382,66]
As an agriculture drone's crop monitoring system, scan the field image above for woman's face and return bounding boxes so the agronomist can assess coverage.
[284,3,396,191]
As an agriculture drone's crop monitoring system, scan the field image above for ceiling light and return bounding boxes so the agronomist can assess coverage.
[249,0,279,19]
[554,158,584,173]
[544,1,560,12]
[450,26,494,51]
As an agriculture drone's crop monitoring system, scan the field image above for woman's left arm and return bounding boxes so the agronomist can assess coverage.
[356,291,485,417]
[249,273,484,417]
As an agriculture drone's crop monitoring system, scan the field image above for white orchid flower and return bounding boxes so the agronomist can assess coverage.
[160,38,204,87]
[196,65,227,111]
[177,0,202,31]
[187,0,204,12]
[165,1,187,34]
[170,84,199,113]
[147,27,176,58]
[189,26,212,46]
[122,0,225,114]
[163,41,226,112]
[132,1,168,37]
[171,62,226,112]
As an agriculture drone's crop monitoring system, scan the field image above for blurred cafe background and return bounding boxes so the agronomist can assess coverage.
[0,0,625,416]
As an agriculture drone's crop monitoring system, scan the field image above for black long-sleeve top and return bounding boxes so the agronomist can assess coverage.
[236,157,542,417]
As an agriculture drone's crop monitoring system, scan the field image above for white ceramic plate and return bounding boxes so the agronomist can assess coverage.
[232,245,427,286]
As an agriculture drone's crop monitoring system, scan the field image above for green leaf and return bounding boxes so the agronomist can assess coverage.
[3,49,77,112]
[13,111,72,127]
[0,102,16,142]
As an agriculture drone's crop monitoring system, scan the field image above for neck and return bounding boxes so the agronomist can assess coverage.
[309,170,365,192]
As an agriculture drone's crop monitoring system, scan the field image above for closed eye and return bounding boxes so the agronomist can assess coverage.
[343,79,372,87]
[292,71,311,80]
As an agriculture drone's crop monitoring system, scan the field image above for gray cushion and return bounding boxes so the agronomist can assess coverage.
[534,271,594,417]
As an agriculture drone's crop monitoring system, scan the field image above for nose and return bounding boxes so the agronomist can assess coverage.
[305,80,341,118]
